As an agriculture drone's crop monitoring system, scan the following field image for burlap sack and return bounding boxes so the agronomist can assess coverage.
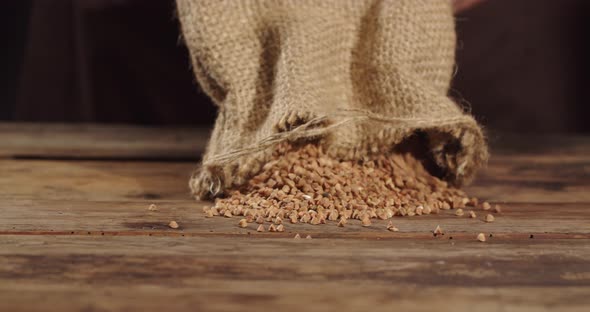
[177,0,488,199]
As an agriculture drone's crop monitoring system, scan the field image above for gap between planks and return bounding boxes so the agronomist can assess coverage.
[1,231,588,240]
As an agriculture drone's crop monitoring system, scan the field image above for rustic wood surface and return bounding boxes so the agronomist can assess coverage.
[0,122,209,160]
[0,123,589,312]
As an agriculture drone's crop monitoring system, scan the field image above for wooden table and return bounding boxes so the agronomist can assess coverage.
[1,123,589,311]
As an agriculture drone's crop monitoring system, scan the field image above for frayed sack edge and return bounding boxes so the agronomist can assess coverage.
[189,109,488,200]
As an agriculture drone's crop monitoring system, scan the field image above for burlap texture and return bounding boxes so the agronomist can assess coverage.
[177,0,488,199]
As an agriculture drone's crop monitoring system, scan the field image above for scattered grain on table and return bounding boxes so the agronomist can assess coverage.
[477,233,486,242]
[387,221,399,232]
[434,225,444,235]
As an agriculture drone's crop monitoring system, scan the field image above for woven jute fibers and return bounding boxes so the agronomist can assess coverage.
[177,0,488,199]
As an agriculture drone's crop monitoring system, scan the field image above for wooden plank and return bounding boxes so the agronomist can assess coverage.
[0,122,209,160]
[0,235,589,311]
[2,282,587,312]
[1,155,587,204]
[1,199,589,237]
[2,235,588,287]
[465,155,590,203]
[488,132,590,156]
[1,125,589,311]
[1,156,588,237]
[0,159,193,201]
[1,122,589,162]
[1,123,588,202]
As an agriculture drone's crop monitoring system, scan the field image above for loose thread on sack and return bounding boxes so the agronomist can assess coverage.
[202,109,474,167]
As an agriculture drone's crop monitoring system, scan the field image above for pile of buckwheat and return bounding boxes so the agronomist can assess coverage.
[202,143,499,234]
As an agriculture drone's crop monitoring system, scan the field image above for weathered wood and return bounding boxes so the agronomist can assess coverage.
[1,156,588,204]
[466,155,590,203]
[0,159,193,201]
[1,122,588,161]
[0,235,589,312]
[0,122,209,160]
[488,132,590,156]
[2,282,587,312]
[0,154,588,238]
[1,199,589,237]
[1,123,589,311]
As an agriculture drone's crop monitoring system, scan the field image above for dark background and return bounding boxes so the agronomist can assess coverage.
[2,0,589,133]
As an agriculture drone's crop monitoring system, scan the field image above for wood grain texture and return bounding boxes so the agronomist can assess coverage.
[1,199,590,237]
[0,235,589,312]
[0,123,589,311]
[465,155,590,203]
[0,122,209,160]
[0,157,588,237]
